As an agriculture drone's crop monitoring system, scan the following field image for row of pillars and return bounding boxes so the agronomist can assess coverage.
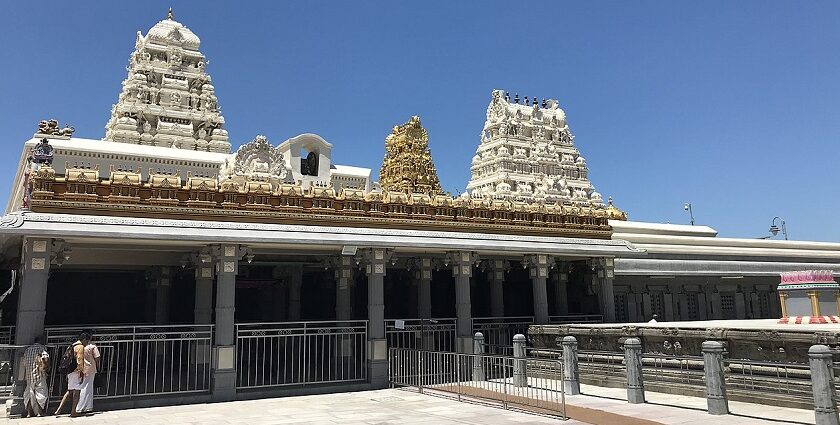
[14,238,614,400]
[553,335,839,425]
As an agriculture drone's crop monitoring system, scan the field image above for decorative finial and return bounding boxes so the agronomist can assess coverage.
[524,96,529,106]
[608,196,614,206]
[514,93,519,104]
[167,7,174,20]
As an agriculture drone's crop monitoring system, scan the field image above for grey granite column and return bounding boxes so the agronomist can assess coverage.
[561,336,581,395]
[528,255,550,324]
[12,238,52,417]
[472,332,485,381]
[624,337,645,403]
[336,256,353,321]
[194,265,214,324]
[154,267,171,325]
[627,292,639,322]
[450,251,475,354]
[417,258,432,319]
[595,259,616,322]
[663,292,674,321]
[735,290,747,319]
[709,290,722,319]
[212,244,244,401]
[697,291,708,320]
[702,341,729,415]
[287,265,302,321]
[554,268,569,317]
[489,259,506,318]
[513,333,527,387]
[144,276,156,323]
[809,345,840,425]
[15,238,51,346]
[192,264,214,372]
[271,266,287,321]
[365,248,388,387]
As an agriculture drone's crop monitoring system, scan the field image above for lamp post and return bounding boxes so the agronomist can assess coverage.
[684,203,695,226]
[769,216,788,240]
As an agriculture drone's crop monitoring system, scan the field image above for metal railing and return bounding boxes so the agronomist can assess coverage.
[548,314,603,324]
[45,324,213,399]
[725,359,813,404]
[577,350,626,387]
[235,321,367,389]
[0,326,15,345]
[385,318,456,352]
[389,347,566,418]
[472,316,534,349]
[641,353,706,392]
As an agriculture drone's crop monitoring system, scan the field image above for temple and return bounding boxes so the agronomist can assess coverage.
[2,10,840,412]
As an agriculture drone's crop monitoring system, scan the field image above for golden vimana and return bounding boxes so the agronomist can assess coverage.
[379,116,444,196]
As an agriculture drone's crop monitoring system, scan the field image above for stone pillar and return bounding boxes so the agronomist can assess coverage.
[365,248,388,387]
[144,275,156,323]
[287,265,302,321]
[624,337,645,403]
[594,258,616,322]
[809,345,840,425]
[212,244,245,401]
[697,291,708,320]
[336,256,354,321]
[417,258,432,319]
[663,292,674,321]
[488,259,506,318]
[561,336,581,395]
[512,333,527,387]
[677,292,689,321]
[15,238,51,346]
[749,292,760,318]
[12,238,52,417]
[709,291,722,319]
[554,268,569,317]
[450,251,475,353]
[734,290,747,319]
[271,266,287,321]
[194,264,214,324]
[154,267,171,325]
[527,255,550,324]
[472,332,485,381]
[627,292,639,322]
[642,293,652,320]
[701,341,729,415]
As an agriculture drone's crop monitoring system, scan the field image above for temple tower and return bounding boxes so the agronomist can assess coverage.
[466,90,603,206]
[104,9,231,153]
[379,116,443,195]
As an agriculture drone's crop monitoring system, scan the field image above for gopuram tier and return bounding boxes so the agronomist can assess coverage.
[103,9,231,153]
[467,90,603,207]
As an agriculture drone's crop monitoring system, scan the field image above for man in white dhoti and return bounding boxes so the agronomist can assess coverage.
[22,336,50,417]
[76,337,100,413]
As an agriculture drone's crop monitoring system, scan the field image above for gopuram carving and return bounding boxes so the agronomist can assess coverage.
[379,116,443,196]
[103,9,230,153]
[466,90,605,207]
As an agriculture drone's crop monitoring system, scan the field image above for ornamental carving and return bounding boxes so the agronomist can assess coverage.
[221,135,287,181]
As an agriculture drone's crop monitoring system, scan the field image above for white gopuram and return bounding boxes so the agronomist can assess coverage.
[104,9,231,153]
[466,89,603,206]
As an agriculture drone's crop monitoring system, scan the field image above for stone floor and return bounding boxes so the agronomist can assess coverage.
[5,387,818,424]
[8,389,574,425]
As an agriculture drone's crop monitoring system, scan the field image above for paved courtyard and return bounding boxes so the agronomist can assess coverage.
[4,387,817,425]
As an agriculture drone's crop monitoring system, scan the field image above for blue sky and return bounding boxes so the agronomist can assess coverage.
[2,2,838,240]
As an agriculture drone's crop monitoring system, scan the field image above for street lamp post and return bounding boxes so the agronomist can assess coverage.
[769,216,788,240]
[684,203,695,226]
